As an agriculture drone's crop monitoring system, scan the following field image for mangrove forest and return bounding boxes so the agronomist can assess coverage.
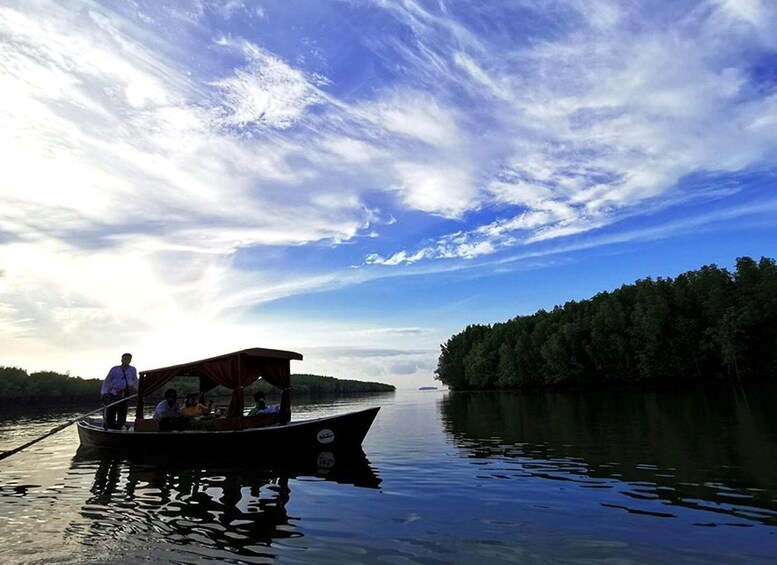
[435,256,777,390]
[0,367,394,404]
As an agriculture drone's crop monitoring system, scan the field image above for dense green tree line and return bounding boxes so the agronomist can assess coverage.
[256,374,395,395]
[436,257,777,390]
[0,367,394,404]
[0,367,98,403]
[168,374,395,398]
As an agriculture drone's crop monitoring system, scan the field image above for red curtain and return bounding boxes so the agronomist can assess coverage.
[135,350,292,419]
[240,356,291,421]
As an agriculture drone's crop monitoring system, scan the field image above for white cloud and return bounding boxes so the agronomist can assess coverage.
[0,2,378,238]
[302,344,440,387]
[362,0,777,265]
[320,135,386,165]
[708,0,777,47]
[392,161,476,218]
[354,90,461,148]
[0,1,384,367]
[212,40,326,130]
[2,0,777,384]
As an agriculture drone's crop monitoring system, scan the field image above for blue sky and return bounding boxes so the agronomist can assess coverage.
[1,0,776,388]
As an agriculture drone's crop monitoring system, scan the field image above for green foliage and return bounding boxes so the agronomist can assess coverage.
[0,367,394,404]
[163,374,394,398]
[435,256,777,390]
[258,374,395,395]
[0,367,100,403]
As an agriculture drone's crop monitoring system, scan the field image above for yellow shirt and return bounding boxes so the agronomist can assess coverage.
[181,404,209,417]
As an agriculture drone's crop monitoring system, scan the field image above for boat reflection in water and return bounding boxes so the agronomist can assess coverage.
[69,447,380,560]
[440,388,777,527]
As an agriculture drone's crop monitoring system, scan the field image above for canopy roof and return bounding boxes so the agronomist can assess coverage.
[137,348,303,418]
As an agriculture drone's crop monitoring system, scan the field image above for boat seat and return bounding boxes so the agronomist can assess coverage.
[133,412,285,432]
[242,412,285,428]
[135,417,211,432]
[211,413,285,431]
[134,419,160,432]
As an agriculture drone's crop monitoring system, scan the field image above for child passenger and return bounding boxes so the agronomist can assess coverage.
[181,392,211,417]
[247,391,266,416]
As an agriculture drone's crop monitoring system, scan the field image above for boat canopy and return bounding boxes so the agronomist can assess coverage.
[135,348,303,419]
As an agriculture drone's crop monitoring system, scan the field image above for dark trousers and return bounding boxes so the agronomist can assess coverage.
[104,395,129,430]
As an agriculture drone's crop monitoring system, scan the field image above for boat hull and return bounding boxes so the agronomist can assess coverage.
[77,407,380,454]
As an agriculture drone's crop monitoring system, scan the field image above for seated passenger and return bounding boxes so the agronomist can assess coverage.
[181,393,211,417]
[247,391,266,416]
[198,392,214,414]
[153,388,181,420]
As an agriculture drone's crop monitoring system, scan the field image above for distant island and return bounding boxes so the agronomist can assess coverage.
[0,368,394,404]
[436,256,777,391]
[419,386,439,391]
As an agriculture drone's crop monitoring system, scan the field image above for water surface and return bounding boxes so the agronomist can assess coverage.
[1,387,775,563]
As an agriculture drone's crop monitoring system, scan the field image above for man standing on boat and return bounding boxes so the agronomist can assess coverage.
[101,353,139,430]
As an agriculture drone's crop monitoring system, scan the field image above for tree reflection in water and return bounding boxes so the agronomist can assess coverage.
[70,447,380,560]
[439,386,777,526]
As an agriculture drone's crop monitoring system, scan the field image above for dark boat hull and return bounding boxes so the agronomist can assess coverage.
[77,407,380,454]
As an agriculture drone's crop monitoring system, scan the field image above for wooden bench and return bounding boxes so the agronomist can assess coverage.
[134,412,284,433]
[212,412,284,431]
[134,419,159,432]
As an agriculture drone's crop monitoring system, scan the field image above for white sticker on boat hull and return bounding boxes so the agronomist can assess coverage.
[317,429,335,444]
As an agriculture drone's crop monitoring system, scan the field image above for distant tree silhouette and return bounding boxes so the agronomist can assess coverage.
[0,367,98,403]
[0,367,394,404]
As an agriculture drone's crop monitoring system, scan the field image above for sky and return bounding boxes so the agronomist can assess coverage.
[1,0,776,389]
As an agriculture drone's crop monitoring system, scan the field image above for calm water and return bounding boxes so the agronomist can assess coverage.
[0,387,776,564]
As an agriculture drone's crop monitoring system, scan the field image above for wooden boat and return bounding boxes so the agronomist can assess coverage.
[77,348,380,453]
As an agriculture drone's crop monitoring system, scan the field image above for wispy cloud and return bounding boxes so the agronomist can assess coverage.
[363,0,777,264]
[212,39,328,130]
[304,345,439,380]
[1,0,776,382]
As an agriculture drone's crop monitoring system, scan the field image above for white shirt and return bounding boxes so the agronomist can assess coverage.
[101,365,139,396]
[153,400,180,420]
